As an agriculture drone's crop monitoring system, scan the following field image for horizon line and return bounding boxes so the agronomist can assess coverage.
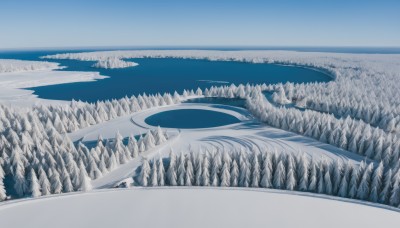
[1,45,400,52]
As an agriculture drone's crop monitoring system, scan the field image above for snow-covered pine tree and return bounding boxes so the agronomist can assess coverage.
[201,152,210,186]
[38,166,51,195]
[297,154,309,191]
[0,165,6,201]
[61,167,74,193]
[98,155,108,174]
[143,130,156,149]
[177,152,186,186]
[317,161,326,194]
[356,163,373,200]
[194,152,203,186]
[308,162,318,192]
[324,169,333,195]
[230,159,239,187]
[78,160,92,191]
[166,151,177,186]
[13,161,27,197]
[150,159,158,187]
[273,160,286,189]
[114,131,128,164]
[50,168,63,194]
[157,156,165,186]
[331,159,343,195]
[285,155,297,191]
[29,168,41,198]
[260,153,272,188]
[107,152,118,171]
[338,162,351,198]
[348,163,362,199]
[239,150,250,187]
[88,155,102,179]
[389,170,400,207]
[154,126,167,145]
[220,161,231,187]
[210,152,221,187]
[251,152,260,188]
[185,155,194,186]
[128,134,139,158]
[369,162,383,202]
[379,169,393,204]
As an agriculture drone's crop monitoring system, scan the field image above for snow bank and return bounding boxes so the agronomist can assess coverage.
[0,59,108,106]
[0,188,398,228]
[0,59,60,73]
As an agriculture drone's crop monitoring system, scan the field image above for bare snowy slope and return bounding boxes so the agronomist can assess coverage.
[0,188,398,228]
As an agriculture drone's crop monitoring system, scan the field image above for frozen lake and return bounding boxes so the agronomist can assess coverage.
[145,109,241,128]
[0,50,332,102]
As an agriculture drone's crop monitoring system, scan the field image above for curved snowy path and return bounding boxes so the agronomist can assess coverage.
[68,103,250,142]
[0,188,398,228]
[69,103,370,188]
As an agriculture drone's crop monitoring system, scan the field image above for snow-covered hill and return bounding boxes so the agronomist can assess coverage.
[0,188,398,228]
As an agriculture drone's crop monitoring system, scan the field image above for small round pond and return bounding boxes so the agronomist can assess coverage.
[145,109,241,129]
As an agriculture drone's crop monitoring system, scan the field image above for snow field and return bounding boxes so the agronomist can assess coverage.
[0,188,398,228]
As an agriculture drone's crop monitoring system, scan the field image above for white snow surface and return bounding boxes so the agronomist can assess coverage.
[0,59,108,106]
[0,188,398,228]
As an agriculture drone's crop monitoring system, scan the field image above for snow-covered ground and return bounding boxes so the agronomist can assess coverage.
[66,103,370,189]
[71,103,368,163]
[68,103,250,141]
[0,59,107,105]
[0,188,398,228]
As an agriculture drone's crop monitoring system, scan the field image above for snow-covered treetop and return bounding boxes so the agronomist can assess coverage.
[92,58,138,69]
[0,59,61,73]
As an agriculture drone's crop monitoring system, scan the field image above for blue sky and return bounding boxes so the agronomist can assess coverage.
[0,0,399,48]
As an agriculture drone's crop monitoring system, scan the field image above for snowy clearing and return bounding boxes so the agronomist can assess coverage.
[0,188,398,228]
[71,103,368,165]
[64,103,372,190]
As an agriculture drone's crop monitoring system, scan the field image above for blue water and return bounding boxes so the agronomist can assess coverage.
[145,109,241,128]
[29,57,331,102]
[185,97,247,108]
[0,49,334,102]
